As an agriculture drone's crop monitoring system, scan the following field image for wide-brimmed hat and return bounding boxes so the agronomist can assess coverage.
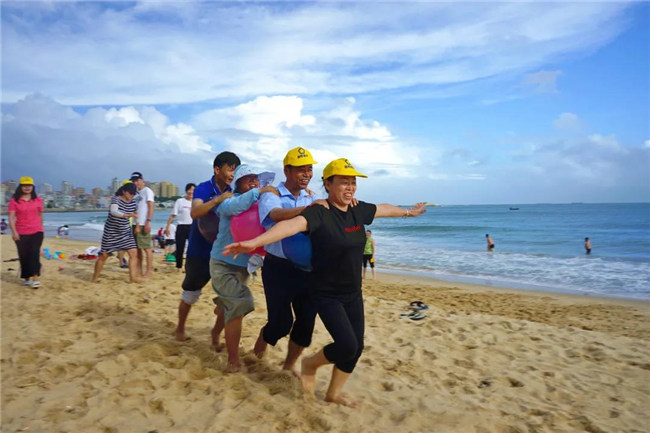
[322,158,367,179]
[283,147,317,167]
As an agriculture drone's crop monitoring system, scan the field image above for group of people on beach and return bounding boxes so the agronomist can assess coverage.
[166,147,426,406]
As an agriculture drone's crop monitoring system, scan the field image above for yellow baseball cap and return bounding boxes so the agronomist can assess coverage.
[283,147,317,167]
[322,158,367,179]
[122,179,132,185]
[19,176,34,185]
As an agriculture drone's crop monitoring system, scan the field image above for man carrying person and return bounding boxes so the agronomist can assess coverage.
[131,171,155,278]
[174,151,238,342]
[254,146,318,374]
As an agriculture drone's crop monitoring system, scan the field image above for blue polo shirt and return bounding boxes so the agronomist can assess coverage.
[258,182,316,258]
[186,176,232,259]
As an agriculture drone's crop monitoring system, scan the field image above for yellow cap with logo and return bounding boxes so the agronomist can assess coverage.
[122,179,132,185]
[19,176,34,185]
[283,147,317,167]
[322,158,367,179]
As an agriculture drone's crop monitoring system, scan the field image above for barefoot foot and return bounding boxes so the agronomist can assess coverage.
[300,357,317,394]
[175,330,191,342]
[325,393,358,408]
[253,330,267,359]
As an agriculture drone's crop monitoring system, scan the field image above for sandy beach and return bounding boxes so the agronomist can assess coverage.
[1,235,649,433]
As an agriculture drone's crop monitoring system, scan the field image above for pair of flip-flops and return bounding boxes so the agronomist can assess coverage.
[401,311,427,320]
[409,301,429,311]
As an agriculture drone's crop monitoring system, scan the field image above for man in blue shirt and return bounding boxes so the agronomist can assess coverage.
[254,146,318,374]
[174,151,240,342]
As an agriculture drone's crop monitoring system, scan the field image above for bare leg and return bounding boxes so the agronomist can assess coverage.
[136,249,143,277]
[92,253,109,282]
[143,248,153,278]
[371,267,376,279]
[126,249,141,283]
[283,340,305,376]
[224,315,244,372]
[325,367,357,408]
[175,300,192,341]
[211,306,225,351]
[301,348,329,395]
[362,266,366,279]
[253,327,267,359]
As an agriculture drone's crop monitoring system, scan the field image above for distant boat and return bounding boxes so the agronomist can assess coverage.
[509,207,519,210]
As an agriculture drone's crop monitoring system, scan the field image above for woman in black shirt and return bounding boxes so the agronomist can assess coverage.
[224,158,426,406]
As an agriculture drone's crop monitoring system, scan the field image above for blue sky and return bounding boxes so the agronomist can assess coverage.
[1,1,648,205]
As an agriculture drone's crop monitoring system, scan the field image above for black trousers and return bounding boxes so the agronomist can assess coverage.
[175,224,191,269]
[15,232,43,279]
[261,254,316,347]
[317,290,365,374]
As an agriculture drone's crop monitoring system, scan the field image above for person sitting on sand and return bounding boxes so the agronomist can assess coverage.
[57,225,69,239]
[224,158,426,406]
[173,151,238,342]
[210,164,278,372]
[92,183,140,283]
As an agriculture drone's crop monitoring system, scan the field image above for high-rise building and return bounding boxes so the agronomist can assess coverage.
[61,181,73,195]
[40,182,53,193]
[92,187,103,196]
[159,181,179,198]
[111,178,121,194]
[72,187,85,197]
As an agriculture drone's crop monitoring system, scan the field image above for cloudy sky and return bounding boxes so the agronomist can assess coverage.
[1,1,648,205]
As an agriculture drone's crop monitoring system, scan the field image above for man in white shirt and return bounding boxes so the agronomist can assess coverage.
[165,183,195,270]
[130,171,155,278]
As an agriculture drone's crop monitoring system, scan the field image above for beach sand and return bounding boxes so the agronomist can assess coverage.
[2,236,649,433]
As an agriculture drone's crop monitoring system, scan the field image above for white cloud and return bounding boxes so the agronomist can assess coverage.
[1,94,215,188]
[192,95,420,179]
[1,2,631,105]
[553,112,583,130]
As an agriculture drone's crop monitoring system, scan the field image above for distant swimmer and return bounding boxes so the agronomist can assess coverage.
[486,234,495,251]
[584,237,591,255]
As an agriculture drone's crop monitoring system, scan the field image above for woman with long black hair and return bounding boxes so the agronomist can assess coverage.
[8,176,44,288]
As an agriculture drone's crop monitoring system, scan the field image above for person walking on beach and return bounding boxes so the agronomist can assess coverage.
[224,158,427,406]
[173,152,238,342]
[8,176,44,288]
[131,172,155,278]
[209,164,278,371]
[92,183,141,283]
[253,146,318,374]
[362,229,376,279]
[486,234,495,251]
[584,237,592,255]
[165,183,195,271]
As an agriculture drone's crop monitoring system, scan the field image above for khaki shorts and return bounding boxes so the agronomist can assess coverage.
[209,259,253,324]
[135,231,152,249]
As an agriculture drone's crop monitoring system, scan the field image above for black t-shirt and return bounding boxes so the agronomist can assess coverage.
[300,201,377,294]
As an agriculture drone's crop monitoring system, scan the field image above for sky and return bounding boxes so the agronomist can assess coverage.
[1,0,648,205]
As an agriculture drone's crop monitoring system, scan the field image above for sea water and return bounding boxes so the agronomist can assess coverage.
[42,202,650,300]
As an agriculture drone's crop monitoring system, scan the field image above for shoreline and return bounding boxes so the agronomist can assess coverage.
[21,235,650,303]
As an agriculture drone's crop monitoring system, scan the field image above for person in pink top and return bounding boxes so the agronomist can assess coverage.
[8,176,44,288]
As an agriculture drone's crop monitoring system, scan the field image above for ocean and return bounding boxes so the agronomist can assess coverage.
[41,202,650,300]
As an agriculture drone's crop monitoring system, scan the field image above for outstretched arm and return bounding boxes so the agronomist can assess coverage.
[223,215,308,258]
[375,202,427,218]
